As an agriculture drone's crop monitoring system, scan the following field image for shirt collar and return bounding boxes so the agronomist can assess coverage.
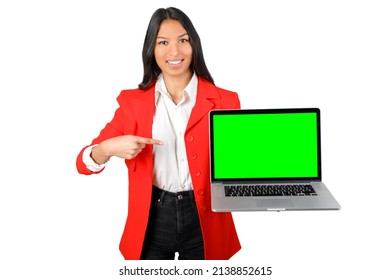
[155,73,198,106]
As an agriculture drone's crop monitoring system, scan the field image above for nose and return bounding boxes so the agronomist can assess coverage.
[168,42,180,56]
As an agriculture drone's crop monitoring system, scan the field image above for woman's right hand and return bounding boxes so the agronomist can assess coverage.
[91,135,163,164]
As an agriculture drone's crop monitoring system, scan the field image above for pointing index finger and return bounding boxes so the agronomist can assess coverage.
[137,136,164,145]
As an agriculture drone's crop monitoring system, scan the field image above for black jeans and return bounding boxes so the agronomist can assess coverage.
[141,187,204,260]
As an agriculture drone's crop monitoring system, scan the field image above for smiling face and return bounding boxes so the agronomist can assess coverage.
[154,19,193,81]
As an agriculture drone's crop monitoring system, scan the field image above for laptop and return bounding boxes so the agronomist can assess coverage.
[209,108,341,211]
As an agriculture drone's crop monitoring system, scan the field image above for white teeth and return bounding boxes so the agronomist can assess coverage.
[168,60,182,65]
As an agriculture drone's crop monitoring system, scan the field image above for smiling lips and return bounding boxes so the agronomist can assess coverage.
[167,59,183,65]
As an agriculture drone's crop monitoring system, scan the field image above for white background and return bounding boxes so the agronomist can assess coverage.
[1,0,389,279]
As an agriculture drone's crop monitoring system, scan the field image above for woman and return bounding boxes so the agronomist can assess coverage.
[76,7,241,260]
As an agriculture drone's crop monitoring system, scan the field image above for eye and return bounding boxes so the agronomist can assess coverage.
[157,40,168,45]
[179,38,189,43]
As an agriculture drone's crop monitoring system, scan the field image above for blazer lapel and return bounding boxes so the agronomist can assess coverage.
[186,78,220,131]
[127,78,220,135]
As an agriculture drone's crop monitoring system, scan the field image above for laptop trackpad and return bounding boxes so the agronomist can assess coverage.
[255,199,294,208]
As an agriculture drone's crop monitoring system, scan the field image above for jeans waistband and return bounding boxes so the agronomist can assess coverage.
[152,186,195,202]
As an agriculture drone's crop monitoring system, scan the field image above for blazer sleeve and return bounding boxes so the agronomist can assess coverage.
[75,92,128,175]
[231,92,241,109]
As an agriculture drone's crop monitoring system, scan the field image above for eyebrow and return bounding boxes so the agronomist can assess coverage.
[156,33,189,39]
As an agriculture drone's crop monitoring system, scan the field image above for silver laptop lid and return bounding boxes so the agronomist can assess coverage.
[209,108,322,184]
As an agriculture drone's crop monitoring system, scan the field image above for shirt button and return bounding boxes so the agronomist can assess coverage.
[191,154,197,160]
[195,170,201,177]
[198,190,205,195]
[186,135,194,142]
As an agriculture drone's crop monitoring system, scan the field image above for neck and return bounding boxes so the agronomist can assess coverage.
[163,71,193,98]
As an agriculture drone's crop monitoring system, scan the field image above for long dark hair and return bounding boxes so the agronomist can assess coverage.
[138,7,214,90]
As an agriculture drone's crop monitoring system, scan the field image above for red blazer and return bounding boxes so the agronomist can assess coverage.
[76,77,241,259]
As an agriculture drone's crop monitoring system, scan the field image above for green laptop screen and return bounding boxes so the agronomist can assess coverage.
[211,110,320,180]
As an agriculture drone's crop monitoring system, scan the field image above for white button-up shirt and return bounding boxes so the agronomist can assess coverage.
[83,73,198,193]
[152,73,197,192]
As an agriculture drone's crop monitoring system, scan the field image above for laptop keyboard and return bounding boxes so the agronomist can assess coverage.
[224,184,317,197]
